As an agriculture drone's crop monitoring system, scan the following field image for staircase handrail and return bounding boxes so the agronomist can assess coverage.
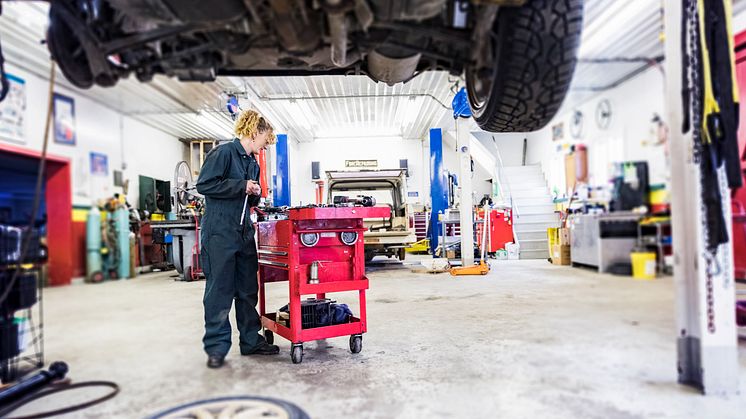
[491,136,519,220]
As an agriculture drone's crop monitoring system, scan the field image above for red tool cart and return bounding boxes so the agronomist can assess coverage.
[257,206,389,364]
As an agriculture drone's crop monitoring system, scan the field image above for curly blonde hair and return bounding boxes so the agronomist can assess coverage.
[234,109,276,144]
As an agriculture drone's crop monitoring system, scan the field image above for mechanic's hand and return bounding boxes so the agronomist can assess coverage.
[246,180,261,196]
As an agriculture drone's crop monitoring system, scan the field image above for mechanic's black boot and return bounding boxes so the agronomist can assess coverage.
[207,354,225,368]
[242,341,280,355]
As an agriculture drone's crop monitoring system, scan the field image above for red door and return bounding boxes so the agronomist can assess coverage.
[733,31,746,280]
[0,143,73,285]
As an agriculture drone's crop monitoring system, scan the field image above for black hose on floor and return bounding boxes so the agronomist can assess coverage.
[0,380,120,419]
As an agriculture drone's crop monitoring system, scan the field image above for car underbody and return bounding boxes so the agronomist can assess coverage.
[44,0,584,132]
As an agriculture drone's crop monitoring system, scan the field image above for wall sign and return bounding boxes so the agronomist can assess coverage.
[0,73,26,144]
[90,152,108,176]
[345,160,378,168]
[53,93,76,145]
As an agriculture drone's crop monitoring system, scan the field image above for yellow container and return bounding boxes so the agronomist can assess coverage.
[631,252,657,280]
[547,228,559,254]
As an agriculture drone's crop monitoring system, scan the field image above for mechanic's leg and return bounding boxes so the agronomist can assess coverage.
[202,241,238,357]
[236,235,265,353]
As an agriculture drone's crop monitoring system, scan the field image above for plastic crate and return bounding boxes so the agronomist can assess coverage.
[0,271,37,312]
[0,320,19,360]
[300,298,332,329]
[0,225,46,264]
[0,225,22,264]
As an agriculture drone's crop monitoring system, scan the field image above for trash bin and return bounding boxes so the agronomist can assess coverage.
[631,251,656,280]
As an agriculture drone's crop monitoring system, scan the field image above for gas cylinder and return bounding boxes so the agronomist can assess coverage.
[85,207,103,283]
[116,207,130,279]
[129,231,136,279]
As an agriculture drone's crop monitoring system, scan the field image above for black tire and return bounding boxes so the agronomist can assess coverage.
[364,251,375,263]
[149,396,311,419]
[291,344,303,364]
[185,266,193,282]
[264,330,274,345]
[349,335,362,354]
[47,5,94,89]
[48,4,119,89]
[398,248,406,261]
[466,0,584,132]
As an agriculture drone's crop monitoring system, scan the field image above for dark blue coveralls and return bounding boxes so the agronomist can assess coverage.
[196,138,264,357]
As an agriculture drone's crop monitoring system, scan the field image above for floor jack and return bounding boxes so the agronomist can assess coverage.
[450,205,491,276]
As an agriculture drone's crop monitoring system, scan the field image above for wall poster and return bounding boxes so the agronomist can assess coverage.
[0,73,26,144]
[53,93,76,145]
[90,152,108,176]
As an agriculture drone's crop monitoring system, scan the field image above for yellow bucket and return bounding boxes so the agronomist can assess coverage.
[547,227,559,253]
[631,252,657,280]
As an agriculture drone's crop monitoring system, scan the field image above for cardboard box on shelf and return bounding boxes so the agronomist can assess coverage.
[551,244,571,265]
[446,249,456,260]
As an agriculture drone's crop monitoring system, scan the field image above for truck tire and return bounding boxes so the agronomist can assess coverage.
[466,0,584,132]
[398,248,406,261]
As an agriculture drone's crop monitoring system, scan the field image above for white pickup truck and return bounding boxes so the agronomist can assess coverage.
[326,170,417,262]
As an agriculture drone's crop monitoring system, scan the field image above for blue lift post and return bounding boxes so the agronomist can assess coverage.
[274,134,291,206]
[429,128,448,255]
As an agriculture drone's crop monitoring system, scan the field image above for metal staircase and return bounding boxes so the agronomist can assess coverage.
[502,165,559,259]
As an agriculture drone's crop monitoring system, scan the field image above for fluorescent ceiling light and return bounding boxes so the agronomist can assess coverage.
[314,135,402,142]
[196,113,232,138]
[577,0,656,58]
[282,100,316,131]
[9,3,49,29]
[314,126,400,139]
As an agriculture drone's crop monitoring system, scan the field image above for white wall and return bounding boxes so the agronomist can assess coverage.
[526,66,667,197]
[472,132,528,167]
[121,117,188,207]
[291,137,426,206]
[1,63,186,208]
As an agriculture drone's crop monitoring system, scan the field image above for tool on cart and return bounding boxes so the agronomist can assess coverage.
[332,195,376,207]
[257,205,389,364]
[450,204,491,276]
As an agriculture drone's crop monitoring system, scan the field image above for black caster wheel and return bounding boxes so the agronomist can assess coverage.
[291,344,303,364]
[264,330,274,345]
[349,335,362,354]
[185,266,193,282]
[89,271,104,283]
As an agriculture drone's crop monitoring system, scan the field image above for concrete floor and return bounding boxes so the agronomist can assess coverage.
[13,258,746,418]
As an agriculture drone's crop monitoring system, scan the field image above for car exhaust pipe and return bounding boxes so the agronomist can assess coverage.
[328,11,347,67]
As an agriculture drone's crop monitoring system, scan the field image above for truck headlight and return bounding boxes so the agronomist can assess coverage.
[340,231,358,245]
[300,233,319,247]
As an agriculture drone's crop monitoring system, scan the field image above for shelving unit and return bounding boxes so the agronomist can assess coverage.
[413,211,428,241]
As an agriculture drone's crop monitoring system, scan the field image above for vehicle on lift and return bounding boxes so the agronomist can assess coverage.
[44,0,584,133]
[326,169,416,262]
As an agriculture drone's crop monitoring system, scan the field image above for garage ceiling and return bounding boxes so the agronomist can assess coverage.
[1,1,745,141]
